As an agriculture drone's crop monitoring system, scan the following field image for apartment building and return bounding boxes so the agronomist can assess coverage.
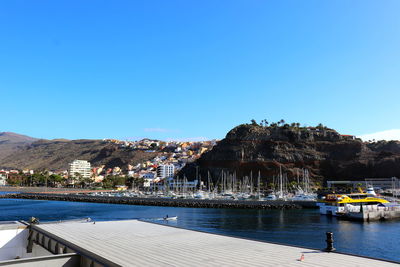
[156,164,175,179]
[69,160,91,179]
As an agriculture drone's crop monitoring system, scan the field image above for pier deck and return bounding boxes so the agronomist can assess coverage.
[31,220,399,267]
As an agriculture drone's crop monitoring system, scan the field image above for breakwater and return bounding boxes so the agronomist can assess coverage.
[2,193,317,209]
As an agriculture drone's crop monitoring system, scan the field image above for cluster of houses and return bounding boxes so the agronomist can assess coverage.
[92,139,218,188]
[0,139,217,189]
[103,138,217,153]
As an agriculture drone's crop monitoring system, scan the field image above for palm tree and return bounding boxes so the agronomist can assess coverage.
[73,172,83,188]
[250,119,258,126]
[260,119,269,127]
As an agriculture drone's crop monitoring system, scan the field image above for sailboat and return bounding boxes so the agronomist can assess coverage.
[277,165,287,200]
[289,169,316,201]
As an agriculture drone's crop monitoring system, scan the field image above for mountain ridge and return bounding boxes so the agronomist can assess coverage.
[0,132,39,161]
[0,137,157,171]
[2,126,400,186]
[0,131,39,144]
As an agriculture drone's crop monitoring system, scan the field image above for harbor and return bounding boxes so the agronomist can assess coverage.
[2,1,400,265]
[0,219,399,266]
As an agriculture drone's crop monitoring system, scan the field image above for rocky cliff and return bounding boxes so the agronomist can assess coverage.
[179,123,400,185]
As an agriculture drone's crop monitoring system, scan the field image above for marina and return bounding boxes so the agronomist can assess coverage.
[0,219,399,266]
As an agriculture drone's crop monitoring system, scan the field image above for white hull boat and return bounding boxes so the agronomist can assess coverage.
[163,216,178,221]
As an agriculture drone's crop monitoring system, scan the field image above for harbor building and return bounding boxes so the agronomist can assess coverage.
[156,164,175,179]
[69,160,91,179]
[168,179,198,191]
[327,177,399,191]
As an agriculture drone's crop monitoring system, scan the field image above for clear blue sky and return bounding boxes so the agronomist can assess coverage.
[1,0,400,140]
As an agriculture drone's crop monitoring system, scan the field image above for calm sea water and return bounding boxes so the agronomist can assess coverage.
[0,196,399,262]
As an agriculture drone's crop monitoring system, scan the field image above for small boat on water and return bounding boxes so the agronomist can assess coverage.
[264,194,277,200]
[163,216,178,221]
[193,191,209,199]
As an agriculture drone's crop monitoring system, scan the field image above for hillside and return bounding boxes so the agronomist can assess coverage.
[179,123,400,184]
[0,132,38,143]
[3,126,400,182]
[0,138,157,170]
[0,132,39,161]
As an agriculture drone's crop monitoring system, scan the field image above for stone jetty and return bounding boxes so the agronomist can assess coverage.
[342,208,400,221]
[1,193,317,209]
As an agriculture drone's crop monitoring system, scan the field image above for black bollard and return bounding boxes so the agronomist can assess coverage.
[324,232,335,252]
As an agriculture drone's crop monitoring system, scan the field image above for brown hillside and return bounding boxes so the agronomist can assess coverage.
[0,132,39,161]
[0,139,156,170]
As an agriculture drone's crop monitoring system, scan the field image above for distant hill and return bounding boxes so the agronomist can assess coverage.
[0,132,38,144]
[0,132,39,161]
[0,138,157,171]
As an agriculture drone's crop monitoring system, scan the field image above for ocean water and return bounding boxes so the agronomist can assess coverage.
[0,198,399,262]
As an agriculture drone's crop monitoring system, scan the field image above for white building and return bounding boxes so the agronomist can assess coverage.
[0,173,7,186]
[169,179,198,191]
[140,172,157,188]
[156,164,175,179]
[69,160,91,179]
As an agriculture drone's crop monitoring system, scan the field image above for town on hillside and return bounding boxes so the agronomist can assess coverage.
[0,139,218,190]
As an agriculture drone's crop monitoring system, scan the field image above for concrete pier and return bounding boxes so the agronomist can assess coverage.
[3,219,396,267]
[343,209,400,221]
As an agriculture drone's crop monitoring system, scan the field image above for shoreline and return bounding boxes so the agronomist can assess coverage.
[0,186,113,194]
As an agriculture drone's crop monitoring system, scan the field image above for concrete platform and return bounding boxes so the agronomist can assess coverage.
[29,220,399,267]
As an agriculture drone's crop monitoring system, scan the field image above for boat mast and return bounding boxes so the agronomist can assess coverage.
[257,170,261,200]
[207,171,211,193]
[279,165,283,198]
[196,166,199,191]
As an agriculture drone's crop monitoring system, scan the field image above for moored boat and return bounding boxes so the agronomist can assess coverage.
[318,192,389,216]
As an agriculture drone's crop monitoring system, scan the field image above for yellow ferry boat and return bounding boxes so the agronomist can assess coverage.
[318,190,389,216]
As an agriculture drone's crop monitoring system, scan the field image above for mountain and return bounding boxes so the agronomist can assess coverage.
[179,123,400,185]
[0,132,38,144]
[0,132,39,161]
[0,138,157,170]
[4,126,400,182]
